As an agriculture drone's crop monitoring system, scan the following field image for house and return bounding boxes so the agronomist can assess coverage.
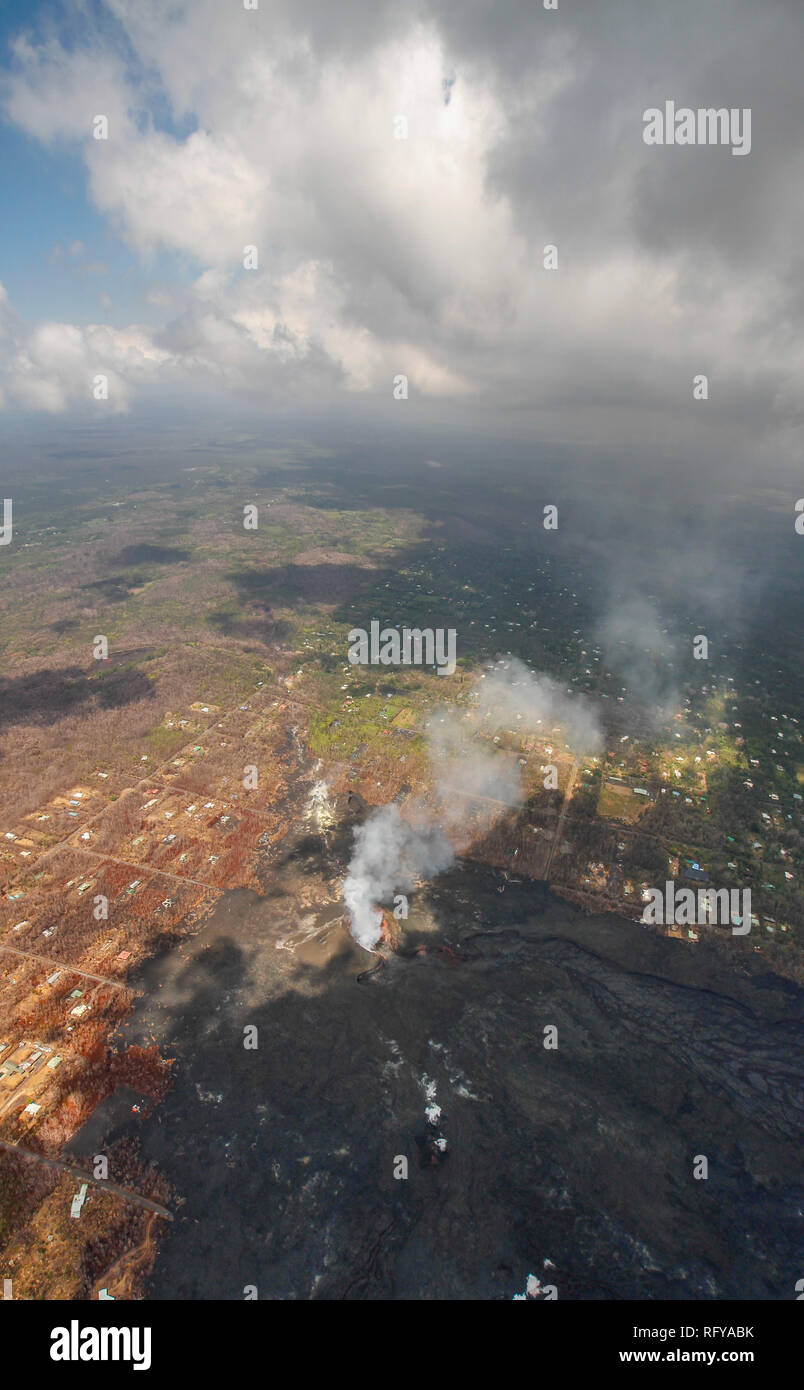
[70,1184,88,1219]
[0,1060,22,1082]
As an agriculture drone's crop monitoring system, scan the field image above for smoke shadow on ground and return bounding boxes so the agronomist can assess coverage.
[206,604,293,646]
[228,562,394,603]
[81,574,148,603]
[114,545,192,566]
[0,663,155,730]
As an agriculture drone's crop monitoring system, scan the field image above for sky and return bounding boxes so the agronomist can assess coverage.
[0,0,802,474]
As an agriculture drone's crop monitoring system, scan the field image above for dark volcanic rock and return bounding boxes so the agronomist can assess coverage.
[104,859,803,1301]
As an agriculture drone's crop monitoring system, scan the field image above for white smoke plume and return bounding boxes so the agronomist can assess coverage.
[472,659,604,756]
[343,805,454,949]
[596,596,678,716]
[343,658,602,949]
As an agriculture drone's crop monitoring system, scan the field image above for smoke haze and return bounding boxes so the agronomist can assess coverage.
[343,658,602,948]
[597,597,679,717]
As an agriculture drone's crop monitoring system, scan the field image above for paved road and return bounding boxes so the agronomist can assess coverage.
[0,1139,173,1220]
[0,944,141,994]
[544,758,579,881]
[65,846,218,894]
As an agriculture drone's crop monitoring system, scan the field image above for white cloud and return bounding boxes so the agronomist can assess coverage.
[4,34,134,144]
[0,286,170,413]
[1,0,802,454]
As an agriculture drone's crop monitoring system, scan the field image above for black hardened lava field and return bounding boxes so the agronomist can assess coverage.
[74,849,803,1302]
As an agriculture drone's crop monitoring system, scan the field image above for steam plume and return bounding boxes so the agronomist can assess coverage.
[343,658,602,948]
[343,806,453,949]
[596,596,678,716]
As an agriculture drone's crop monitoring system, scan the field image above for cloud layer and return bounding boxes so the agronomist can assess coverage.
[1,0,802,457]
